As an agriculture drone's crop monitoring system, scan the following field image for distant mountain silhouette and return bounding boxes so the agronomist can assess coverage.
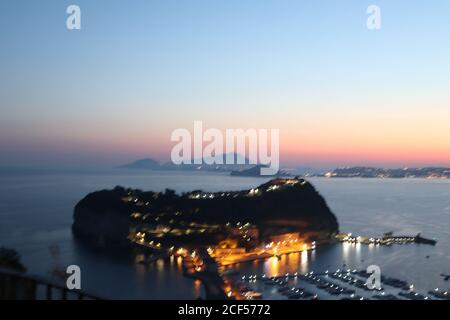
[161,152,253,172]
[199,152,250,165]
[120,153,255,172]
[119,158,160,169]
[231,165,269,177]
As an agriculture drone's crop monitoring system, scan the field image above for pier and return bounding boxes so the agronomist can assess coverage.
[182,248,228,300]
[336,232,436,246]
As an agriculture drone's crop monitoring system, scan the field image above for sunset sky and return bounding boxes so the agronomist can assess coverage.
[1,0,450,168]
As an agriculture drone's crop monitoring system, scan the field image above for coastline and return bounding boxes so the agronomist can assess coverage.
[1,171,450,299]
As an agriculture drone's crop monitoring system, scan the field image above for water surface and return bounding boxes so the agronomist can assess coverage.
[1,170,449,298]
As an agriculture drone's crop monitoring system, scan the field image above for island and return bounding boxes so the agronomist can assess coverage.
[118,153,256,173]
[118,158,160,170]
[72,178,339,256]
[230,164,291,177]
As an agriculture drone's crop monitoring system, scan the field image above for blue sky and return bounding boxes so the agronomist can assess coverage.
[1,1,449,168]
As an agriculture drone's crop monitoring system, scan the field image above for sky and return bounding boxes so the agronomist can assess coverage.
[0,0,449,168]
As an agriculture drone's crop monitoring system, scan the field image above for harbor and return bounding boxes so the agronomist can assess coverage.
[225,268,450,300]
[213,236,450,300]
[130,227,446,300]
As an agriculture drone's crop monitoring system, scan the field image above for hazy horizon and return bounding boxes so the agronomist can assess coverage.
[1,1,449,168]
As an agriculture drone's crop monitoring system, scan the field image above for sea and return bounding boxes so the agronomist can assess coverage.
[0,169,449,299]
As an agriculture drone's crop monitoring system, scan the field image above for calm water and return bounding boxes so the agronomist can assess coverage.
[0,170,449,298]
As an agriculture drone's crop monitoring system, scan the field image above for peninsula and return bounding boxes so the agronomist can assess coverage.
[72,178,339,254]
[321,167,450,179]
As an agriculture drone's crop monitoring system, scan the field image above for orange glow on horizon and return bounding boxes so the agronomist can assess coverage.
[279,111,450,166]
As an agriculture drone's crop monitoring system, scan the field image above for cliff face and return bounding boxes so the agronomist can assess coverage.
[72,179,339,247]
[72,187,132,248]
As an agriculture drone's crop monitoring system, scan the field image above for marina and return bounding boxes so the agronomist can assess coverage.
[226,268,449,300]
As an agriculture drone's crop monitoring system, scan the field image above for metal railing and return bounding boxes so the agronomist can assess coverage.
[0,267,102,300]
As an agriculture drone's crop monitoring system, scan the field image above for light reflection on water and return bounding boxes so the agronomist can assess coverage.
[176,256,183,271]
[264,256,279,277]
[235,241,448,294]
[342,242,362,264]
[1,171,450,298]
[300,250,309,274]
[261,251,311,278]
[194,279,202,298]
[156,258,165,271]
